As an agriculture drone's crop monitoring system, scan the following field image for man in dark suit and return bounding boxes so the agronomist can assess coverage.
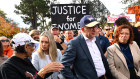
[61,15,112,79]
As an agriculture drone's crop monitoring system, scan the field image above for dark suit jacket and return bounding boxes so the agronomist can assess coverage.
[98,34,110,54]
[61,34,112,79]
[132,26,140,48]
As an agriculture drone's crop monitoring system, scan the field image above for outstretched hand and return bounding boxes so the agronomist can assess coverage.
[43,62,64,73]
[38,62,64,78]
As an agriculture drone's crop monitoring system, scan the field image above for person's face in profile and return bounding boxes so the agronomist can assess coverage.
[25,43,36,57]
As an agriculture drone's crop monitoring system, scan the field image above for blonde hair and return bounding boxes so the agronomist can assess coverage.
[37,31,57,61]
[29,29,40,37]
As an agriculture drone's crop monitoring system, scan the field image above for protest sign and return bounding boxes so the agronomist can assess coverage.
[51,4,89,30]
[128,5,140,22]
[107,14,135,23]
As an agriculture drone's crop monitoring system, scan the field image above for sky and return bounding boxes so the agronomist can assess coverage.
[0,0,129,28]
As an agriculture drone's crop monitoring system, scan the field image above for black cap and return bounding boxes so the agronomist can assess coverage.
[51,24,59,30]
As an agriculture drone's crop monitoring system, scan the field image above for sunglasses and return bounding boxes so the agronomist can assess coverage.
[33,37,39,41]
[105,29,110,31]
[28,43,36,49]
[28,43,35,46]
[0,39,9,42]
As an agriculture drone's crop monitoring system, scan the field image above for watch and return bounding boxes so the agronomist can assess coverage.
[59,41,64,44]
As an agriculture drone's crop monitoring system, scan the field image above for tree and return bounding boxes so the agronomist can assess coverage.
[0,9,7,18]
[121,0,139,5]
[0,16,20,38]
[121,0,140,13]
[0,9,23,38]
[14,0,50,29]
[72,0,110,28]
[0,9,18,25]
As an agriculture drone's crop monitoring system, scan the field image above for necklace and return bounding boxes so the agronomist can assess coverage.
[121,46,128,50]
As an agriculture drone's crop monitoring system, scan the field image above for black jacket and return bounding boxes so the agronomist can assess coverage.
[132,26,140,48]
[0,56,50,79]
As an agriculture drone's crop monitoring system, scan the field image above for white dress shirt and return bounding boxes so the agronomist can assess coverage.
[82,34,106,77]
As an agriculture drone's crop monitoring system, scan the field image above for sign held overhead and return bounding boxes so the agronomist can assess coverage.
[107,14,135,23]
[51,4,89,30]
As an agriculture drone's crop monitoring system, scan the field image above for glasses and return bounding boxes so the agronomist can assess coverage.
[28,43,36,49]
[120,33,130,36]
[105,29,110,31]
[33,37,39,41]
[0,39,9,42]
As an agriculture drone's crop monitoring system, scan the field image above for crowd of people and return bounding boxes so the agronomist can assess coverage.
[0,15,140,79]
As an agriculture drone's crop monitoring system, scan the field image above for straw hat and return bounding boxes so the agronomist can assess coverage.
[135,22,140,27]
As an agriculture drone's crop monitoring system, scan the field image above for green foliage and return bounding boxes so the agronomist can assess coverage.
[121,0,140,13]
[73,0,110,27]
[121,0,140,6]
[121,0,134,4]
[0,9,7,18]
[14,0,51,29]
[38,21,51,33]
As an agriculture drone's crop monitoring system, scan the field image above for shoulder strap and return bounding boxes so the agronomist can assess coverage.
[114,44,138,71]
[114,44,122,53]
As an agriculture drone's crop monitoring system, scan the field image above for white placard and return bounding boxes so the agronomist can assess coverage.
[107,14,135,23]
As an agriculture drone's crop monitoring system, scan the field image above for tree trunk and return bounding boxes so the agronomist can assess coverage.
[32,6,37,29]
[81,0,84,3]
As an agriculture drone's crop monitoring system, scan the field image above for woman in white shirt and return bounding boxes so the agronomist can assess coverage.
[32,31,64,79]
